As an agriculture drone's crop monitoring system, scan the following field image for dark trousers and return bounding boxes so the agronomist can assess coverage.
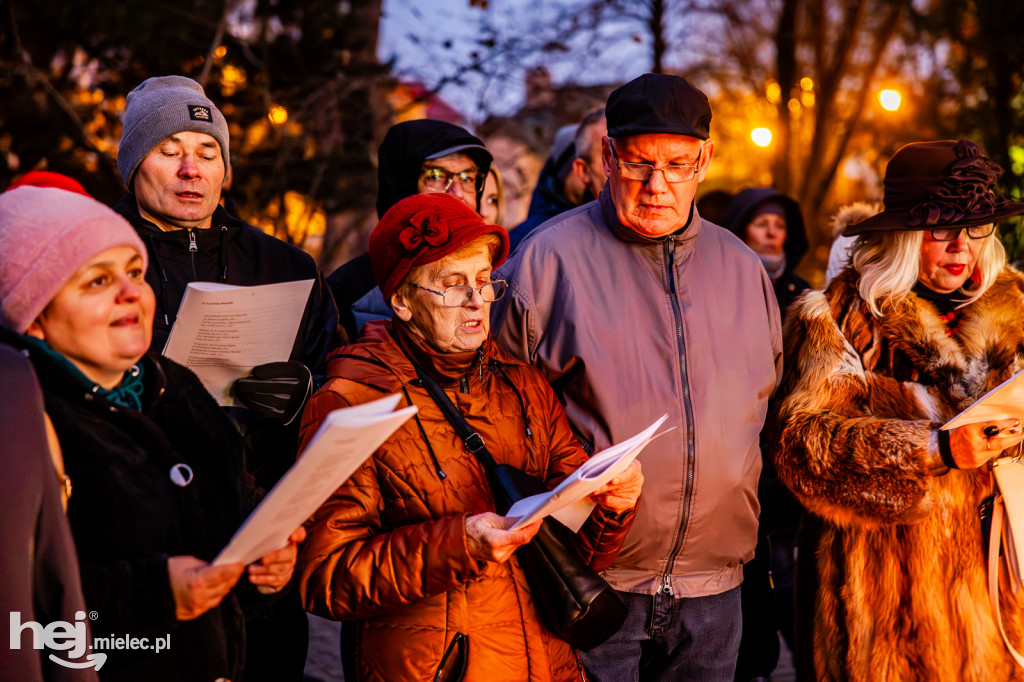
[580,587,742,682]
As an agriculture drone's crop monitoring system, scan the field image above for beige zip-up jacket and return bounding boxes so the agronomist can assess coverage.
[493,190,782,598]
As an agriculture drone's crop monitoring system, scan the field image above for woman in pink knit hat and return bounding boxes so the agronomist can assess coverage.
[0,185,304,681]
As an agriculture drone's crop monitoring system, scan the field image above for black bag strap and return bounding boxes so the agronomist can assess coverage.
[413,363,500,472]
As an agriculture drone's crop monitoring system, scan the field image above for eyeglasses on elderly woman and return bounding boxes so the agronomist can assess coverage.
[928,225,995,241]
[409,279,507,307]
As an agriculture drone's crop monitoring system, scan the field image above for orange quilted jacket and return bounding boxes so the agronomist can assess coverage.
[296,320,635,681]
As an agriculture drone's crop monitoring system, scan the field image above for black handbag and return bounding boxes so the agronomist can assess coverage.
[414,364,627,651]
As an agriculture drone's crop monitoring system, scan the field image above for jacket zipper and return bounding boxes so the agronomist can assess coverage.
[657,238,697,597]
[188,229,198,280]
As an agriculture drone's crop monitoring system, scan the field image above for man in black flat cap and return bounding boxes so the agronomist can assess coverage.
[493,73,782,681]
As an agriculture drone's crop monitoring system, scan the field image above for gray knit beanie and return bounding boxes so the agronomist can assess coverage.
[118,75,230,189]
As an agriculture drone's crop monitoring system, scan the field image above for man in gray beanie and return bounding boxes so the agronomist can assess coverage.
[112,74,341,681]
[492,73,782,681]
[117,75,231,190]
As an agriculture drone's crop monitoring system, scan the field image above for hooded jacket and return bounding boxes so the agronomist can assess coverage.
[296,321,634,681]
[765,269,1024,680]
[113,196,340,371]
[722,187,810,318]
[493,189,782,598]
[374,120,492,219]
[327,120,494,338]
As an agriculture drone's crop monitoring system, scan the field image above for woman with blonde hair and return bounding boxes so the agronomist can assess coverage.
[767,140,1024,681]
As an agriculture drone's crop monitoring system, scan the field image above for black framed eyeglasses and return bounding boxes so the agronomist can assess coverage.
[409,280,507,307]
[420,167,481,193]
[929,225,996,241]
[609,143,702,183]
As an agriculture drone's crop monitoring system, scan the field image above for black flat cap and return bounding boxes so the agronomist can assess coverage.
[606,73,712,140]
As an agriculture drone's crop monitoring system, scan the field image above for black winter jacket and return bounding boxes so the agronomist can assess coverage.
[113,196,341,373]
[18,336,253,682]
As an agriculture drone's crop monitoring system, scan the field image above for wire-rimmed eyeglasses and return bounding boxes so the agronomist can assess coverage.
[420,167,482,193]
[609,143,702,183]
[409,280,507,307]
[928,225,996,241]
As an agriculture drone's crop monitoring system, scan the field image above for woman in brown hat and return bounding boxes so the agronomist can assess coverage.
[295,192,643,681]
[765,140,1024,681]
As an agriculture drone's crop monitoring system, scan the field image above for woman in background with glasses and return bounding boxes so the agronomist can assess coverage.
[765,140,1024,681]
[296,193,643,681]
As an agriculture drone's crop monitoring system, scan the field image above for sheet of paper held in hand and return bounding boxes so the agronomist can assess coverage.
[215,393,417,566]
[162,280,314,406]
[507,414,669,532]
[942,369,1024,431]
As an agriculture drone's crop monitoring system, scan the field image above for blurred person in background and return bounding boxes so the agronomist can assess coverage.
[723,187,810,319]
[509,109,607,252]
[480,166,506,227]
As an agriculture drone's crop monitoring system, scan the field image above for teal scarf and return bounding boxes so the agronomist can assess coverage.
[22,336,146,410]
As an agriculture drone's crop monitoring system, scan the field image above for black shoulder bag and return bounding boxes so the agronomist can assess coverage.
[414,365,627,651]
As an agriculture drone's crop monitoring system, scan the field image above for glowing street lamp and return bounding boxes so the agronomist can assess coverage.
[268,105,288,126]
[751,128,772,147]
[879,89,902,112]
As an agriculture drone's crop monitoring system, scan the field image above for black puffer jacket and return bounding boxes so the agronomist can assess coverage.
[113,196,341,372]
[722,187,810,319]
[15,335,252,681]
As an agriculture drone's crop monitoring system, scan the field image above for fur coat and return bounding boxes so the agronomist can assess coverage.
[766,267,1024,681]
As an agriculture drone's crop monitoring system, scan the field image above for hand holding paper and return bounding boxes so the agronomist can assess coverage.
[162,280,314,406]
[941,370,1024,468]
[506,415,667,531]
[588,460,644,514]
[245,526,306,594]
[214,394,417,566]
[942,369,1024,430]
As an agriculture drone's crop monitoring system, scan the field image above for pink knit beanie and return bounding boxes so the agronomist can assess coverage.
[0,186,149,333]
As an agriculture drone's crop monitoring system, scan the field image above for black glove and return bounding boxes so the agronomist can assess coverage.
[233,361,313,425]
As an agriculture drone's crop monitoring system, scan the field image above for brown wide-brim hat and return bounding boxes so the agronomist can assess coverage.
[844,140,1024,236]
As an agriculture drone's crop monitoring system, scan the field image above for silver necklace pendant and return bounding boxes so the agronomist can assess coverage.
[170,463,194,487]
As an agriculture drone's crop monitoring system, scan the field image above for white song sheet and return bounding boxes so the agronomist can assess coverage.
[507,415,668,531]
[162,280,314,406]
[214,393,417,566]
[942,369,1024,430]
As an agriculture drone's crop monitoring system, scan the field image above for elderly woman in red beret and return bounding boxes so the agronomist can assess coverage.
[766,140,1024,681]
[297,192,643,681]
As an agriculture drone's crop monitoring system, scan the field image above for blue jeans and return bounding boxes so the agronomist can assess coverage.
[580,587,742,682]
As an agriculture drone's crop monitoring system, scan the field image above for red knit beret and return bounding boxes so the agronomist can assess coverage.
[370,193,510,301]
